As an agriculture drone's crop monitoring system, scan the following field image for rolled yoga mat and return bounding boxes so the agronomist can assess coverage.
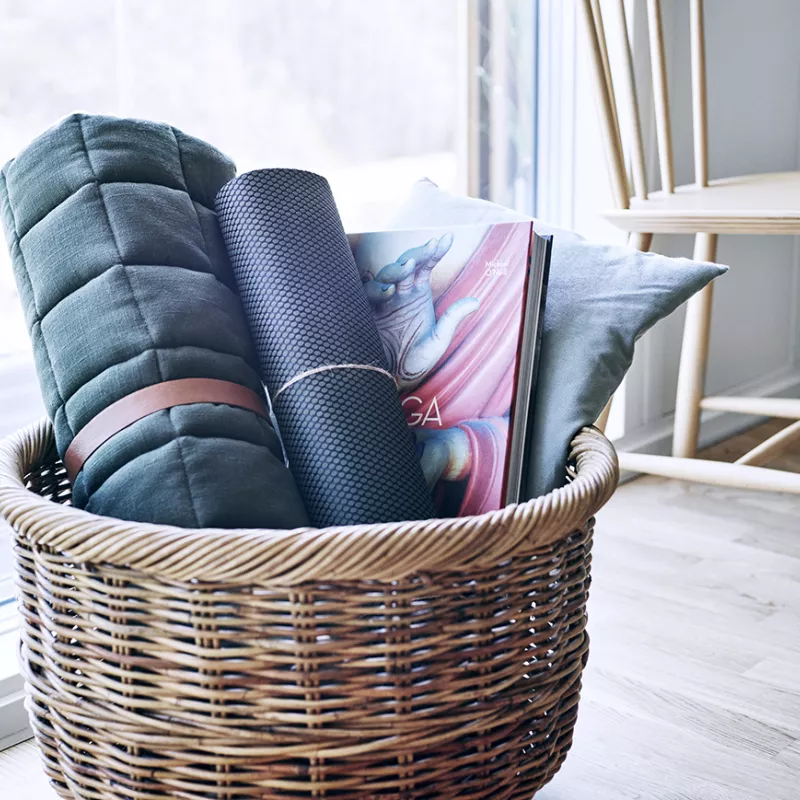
[215,169,435,527]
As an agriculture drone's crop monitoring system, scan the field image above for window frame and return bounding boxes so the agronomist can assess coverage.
[0,622,28,749]
[461,0,538,214]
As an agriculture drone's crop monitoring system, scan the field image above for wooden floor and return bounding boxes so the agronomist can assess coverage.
[541,419,800,799]
[698,416,800,472]
[2,421,800,798]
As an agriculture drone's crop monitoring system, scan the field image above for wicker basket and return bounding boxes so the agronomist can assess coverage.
[0,419,617,800]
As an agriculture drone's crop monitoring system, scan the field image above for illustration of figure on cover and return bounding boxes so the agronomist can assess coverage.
[351,222,532,517]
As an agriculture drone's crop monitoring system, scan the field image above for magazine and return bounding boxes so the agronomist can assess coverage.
[349,221,551,517]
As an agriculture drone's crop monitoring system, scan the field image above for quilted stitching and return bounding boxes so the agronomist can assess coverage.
[17,182,221,244]
[1,114,308,528]
[0,161,68,432]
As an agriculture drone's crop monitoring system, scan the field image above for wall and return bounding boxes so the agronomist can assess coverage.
[543,0,800,453]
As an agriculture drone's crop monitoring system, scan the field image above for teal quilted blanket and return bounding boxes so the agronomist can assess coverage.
[0,114,308,529]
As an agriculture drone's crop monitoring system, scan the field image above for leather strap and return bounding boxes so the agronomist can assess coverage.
[63,378,269,483]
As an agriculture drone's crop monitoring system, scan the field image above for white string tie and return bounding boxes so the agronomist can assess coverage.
[273,363,396,400]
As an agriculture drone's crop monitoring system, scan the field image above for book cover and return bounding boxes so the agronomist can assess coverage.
[349,221,548,517]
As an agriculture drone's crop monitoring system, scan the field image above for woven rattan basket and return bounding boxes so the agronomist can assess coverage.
[0,419,617,800]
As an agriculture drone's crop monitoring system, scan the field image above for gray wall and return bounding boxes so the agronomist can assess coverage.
[620,0,800,451]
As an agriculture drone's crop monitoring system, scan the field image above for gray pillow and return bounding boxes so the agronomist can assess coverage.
[389,179,728,498]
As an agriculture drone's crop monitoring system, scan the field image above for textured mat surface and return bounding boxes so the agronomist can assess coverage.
[0,115,308,529]
[216,169,434,526]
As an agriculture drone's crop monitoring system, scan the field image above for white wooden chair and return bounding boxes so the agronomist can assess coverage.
[582,0,800,493]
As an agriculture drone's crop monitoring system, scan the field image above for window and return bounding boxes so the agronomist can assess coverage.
[463,0,537,212]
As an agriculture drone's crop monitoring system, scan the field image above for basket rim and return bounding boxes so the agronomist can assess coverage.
[0,418,617,585]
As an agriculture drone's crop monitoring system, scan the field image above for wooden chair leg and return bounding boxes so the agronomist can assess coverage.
[628,231,653,252]
[672,232,718,458]
[595,397,613,432]
[618,450,800,493]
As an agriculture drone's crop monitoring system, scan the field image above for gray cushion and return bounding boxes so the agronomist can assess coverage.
[389,179,728,498]
[0,114,308,528]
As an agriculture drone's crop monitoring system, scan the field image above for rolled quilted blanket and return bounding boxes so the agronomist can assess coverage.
[0,114,308,529]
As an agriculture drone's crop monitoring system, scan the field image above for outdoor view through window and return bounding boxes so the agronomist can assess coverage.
[0,0,461,619]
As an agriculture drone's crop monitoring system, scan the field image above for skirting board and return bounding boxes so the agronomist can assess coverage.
[0,684,28,752]
[0,628,28,751]
[613,366,800,481]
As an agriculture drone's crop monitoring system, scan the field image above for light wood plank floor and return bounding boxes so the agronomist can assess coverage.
[2,421,800,798]
[542,419,800,799]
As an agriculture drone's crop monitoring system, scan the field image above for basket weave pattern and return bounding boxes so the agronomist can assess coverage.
[0,420,617,800]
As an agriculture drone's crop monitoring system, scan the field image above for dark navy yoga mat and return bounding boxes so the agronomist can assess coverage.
[215,169,434,527]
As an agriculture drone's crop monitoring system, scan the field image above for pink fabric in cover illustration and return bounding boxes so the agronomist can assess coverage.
[400,223,531,515]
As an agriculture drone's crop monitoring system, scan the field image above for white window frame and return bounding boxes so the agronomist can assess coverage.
[0,612,28,749]
[460,0,537,214]
[0,362,35,749]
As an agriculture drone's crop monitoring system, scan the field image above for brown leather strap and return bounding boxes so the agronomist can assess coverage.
[63,378,269,483]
